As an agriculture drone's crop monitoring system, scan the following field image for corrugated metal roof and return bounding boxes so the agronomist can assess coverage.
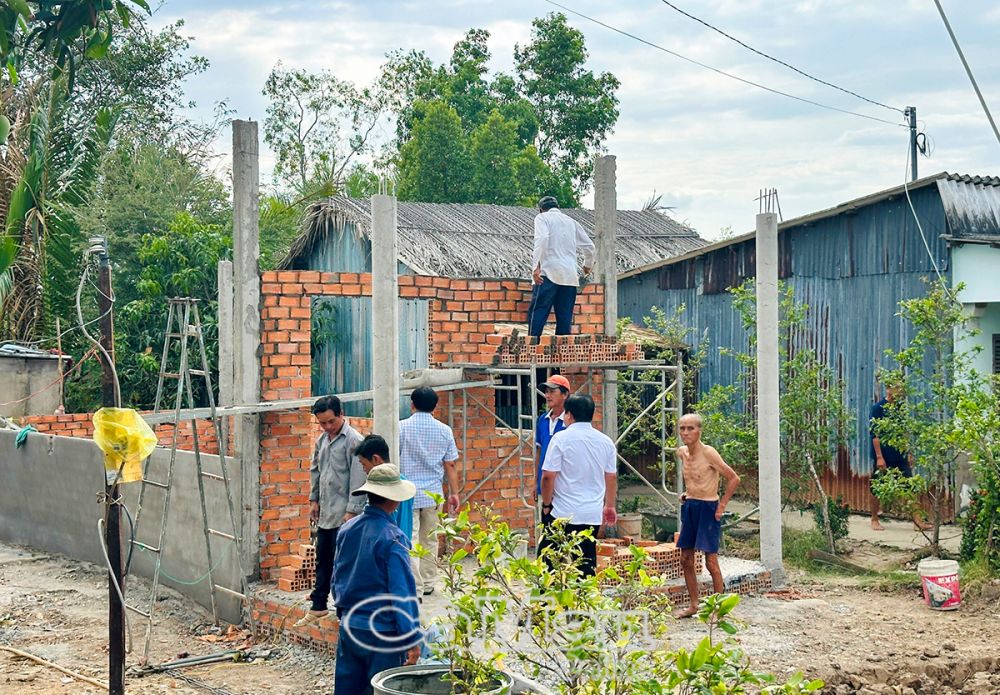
[282,197,707,278]
[619,172,1000,279]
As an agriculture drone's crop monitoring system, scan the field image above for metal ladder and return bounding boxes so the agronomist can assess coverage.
[127,297,254,663]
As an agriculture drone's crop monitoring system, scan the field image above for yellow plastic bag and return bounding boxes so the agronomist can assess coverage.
[93,408,158,484]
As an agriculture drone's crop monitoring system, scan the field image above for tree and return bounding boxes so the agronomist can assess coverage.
[263,62,391,195]
[514,13,620,194]
[1,76,114,340]
[396,100,470,203]
[874,281,996,554]
[0,1,151,89]
[694,280,852,549]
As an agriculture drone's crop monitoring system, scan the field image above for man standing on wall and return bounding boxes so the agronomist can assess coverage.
[673,413,741,619]
[527,196,595,337]
[296,395,366,627]
[869,384,932,532]
[539,394,618,577]
[534,374,570,496]
[399,386,461,596]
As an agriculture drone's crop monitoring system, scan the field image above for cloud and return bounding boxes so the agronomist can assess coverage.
[154,0,1000,240]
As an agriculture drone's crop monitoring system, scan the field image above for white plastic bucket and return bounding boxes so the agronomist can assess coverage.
[917,558,961,610]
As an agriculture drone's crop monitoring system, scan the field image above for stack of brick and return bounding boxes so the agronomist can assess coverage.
[276,542,316,593]
[493,332,645,366]
[597,539,704,584]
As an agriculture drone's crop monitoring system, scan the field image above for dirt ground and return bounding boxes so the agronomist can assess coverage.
[1,540,998,694]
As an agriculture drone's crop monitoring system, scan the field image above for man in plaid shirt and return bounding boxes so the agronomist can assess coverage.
[399,386,461,596]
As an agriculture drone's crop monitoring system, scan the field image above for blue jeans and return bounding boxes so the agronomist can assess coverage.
[333,625,408,695]
[527,277,577,336]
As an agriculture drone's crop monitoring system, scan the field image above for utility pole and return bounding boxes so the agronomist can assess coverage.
[906,106,918,182]
[96,237,125,695]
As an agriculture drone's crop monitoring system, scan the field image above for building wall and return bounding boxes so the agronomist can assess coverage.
[0,429,244,622]
[22,412,223,454]
[256,270,606,579]
[952,244,1000,379]
[618,186,953,512]
[0,355,68,418]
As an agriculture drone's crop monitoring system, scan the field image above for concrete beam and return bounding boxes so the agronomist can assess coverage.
[232,120,261,580]
[755,211,784,583]
[371,194,400,462]
[595,155,618,441]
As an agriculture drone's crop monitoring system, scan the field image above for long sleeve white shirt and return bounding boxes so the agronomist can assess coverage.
[531,209,596,287]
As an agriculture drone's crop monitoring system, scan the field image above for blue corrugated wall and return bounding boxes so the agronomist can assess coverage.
[311,296,429,418]
[300,219,425,415]
[618,185,951,473]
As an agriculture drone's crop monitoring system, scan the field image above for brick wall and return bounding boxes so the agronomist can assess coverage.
[22,412,222,454]
[256,270,606,579]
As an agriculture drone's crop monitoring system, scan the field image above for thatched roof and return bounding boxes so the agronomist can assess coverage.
[281,197,707,278]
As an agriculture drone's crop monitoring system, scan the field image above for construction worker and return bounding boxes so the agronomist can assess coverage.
[296,395,366,627]
[527,196,595,337]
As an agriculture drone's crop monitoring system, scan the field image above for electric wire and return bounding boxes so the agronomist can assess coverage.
[98,517,134,654]
[76,255,121,407]
[543,0,908,129]
[932,0,1000,149]
[656,0,904,114]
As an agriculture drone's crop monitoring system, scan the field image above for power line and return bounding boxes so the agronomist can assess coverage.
[657,0,904,115]
[543,0,908,129]
[931,0,1000,149]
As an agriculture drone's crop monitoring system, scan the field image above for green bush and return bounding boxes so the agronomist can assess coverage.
[811,496,850,543]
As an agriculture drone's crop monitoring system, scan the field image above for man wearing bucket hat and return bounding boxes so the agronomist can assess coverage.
[527,195,595,337]
[332,464,422,695]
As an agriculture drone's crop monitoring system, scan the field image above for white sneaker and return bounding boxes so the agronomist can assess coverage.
[293,609,328,627]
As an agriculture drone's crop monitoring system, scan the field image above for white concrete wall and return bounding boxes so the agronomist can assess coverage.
[953,244,1000,378]
[952,244,1000,303]
[0,430,244,622]
[0,355,67,418]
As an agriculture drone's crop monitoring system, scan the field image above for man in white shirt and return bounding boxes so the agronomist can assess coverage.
[527,196,595,337]
[539,394,618,577]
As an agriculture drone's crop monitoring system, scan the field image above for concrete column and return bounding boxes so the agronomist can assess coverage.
[218,260,235,410]
[756,211,784,583]
[371,195,400,463]
[595,155,618,442]
[232,120,261,579]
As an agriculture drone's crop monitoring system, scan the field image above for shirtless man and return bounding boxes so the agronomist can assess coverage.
[673,413,741,618]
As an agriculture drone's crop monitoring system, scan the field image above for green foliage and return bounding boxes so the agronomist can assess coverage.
[781,527,829,569]
[0,1,150,90]
[615,305,706,462]
[262,61,393,195]
[956,373,1000,572]
[96,212,230,410]
[694,280,852,514]
[874,281,997,553]
[427,504,821,694]
[514,13,620,195]
[1,75,115,339]
[811,496,851,543]
[869,468,928,518]
[396,100,471,203]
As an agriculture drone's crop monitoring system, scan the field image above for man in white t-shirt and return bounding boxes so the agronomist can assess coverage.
[527,196,595,337]
[538,394,618,576]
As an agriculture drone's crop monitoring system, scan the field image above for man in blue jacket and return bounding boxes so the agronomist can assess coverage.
[333,464,421,694]
[535,374,570,497]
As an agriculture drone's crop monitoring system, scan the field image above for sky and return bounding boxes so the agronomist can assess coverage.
[151,0,1000,240]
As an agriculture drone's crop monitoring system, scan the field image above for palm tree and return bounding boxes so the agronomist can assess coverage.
[0,74,114,340]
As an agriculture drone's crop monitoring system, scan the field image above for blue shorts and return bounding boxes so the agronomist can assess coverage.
[676,498,721,554]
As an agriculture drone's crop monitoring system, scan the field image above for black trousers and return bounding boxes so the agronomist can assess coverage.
[537,521,600,577]
[527,278,577,337]
[310,526,339,611]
